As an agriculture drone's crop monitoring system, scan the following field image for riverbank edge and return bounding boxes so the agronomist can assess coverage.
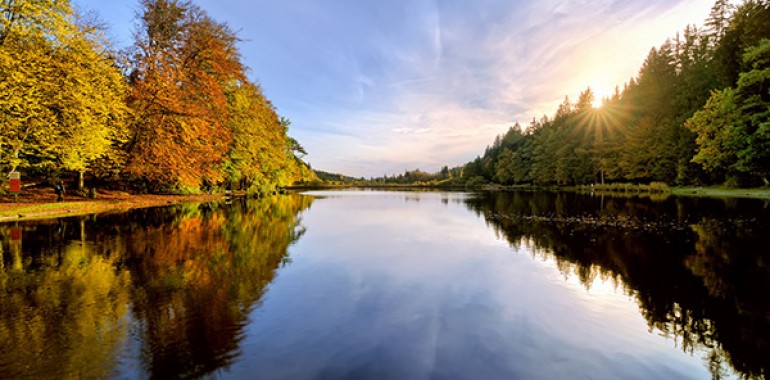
[3,185,767,223]
[0,193,225,223]
[669,187,770,199]
[287,183,770,199]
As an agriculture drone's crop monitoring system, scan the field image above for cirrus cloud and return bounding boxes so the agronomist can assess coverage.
[75,0,714,177]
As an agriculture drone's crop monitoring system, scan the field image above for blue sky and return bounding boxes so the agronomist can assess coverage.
[74,0,714,177]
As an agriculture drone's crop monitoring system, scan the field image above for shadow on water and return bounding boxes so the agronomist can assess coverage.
[464,191,770,379]
[0,194,313,379]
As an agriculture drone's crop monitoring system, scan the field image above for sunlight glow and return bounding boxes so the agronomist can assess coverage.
[592,98,604,109]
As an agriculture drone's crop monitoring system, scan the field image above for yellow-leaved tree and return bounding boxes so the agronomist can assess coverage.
[0,0,70,174]
[53,17,129,190]
[0,0,128,189]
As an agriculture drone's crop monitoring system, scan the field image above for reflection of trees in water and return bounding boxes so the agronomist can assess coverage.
[0,219,131,379]
[122,195,313,379]
[684,221,770,379]
[0,194,313,379]
[466,192,770,379]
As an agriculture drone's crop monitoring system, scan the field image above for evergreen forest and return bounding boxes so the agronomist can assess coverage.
[358,0,770,190]
[458,0,770,188]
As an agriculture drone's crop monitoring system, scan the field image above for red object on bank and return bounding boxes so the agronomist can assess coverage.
[8,171,20,193]
[9,178,20,193]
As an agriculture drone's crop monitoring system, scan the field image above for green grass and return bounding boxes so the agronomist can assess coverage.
[574,182,670,193]
[672,186,770,199]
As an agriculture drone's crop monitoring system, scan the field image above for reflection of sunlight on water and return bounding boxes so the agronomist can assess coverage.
[497,247,645,347]
[279,192,709,378]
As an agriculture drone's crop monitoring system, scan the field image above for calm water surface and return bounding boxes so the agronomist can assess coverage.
[1,190,768,379]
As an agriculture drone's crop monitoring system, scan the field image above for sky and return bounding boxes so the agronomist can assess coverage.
[73,0,715,178]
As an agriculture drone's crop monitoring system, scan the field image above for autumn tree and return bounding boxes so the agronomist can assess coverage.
[0,0,71,174]
[125,0,244,190]
[223,81,288,191]
[1,1,127,188]
[53,17,129,190]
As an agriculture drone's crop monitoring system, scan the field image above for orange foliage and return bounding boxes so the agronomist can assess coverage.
[125,0,245,188]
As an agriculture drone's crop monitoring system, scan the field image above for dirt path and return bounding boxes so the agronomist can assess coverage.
[1,188,223,222]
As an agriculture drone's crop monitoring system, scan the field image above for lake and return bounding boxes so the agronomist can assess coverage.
[1,190,768,379]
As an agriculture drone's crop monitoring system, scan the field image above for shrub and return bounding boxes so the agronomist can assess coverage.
[465,176,488,188]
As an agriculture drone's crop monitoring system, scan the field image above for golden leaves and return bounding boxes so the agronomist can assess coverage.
[1,0,314,191]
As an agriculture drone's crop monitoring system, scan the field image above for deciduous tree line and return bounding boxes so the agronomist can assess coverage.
[462,0,770,187]
[1,0,314,193]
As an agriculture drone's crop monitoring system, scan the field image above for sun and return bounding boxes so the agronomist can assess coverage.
[592,98,604,109]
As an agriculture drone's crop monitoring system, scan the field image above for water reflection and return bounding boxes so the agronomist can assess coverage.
[0,195,312,379]
[465,191,770,379]
[0,219,130,379]
[2,190,769,379]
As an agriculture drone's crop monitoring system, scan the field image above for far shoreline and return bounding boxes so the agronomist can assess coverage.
[288,183,770,200]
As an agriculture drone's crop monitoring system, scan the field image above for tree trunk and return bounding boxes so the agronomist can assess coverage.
[78,170,84,191]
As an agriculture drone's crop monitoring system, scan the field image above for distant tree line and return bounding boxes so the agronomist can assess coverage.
[461,0,770,188]
[365,166,461,185]
[0,0,315,194]
[314,170,362,183]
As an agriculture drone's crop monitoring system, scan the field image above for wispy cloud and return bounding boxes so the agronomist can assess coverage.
[75,0,715,177]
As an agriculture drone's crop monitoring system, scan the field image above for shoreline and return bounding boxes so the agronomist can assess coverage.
[289,183,770,199]
[669,187,770,199]
[1,190,225,223]
[3,184,768,223]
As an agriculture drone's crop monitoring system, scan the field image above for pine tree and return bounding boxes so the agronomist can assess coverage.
[705,0,732,42]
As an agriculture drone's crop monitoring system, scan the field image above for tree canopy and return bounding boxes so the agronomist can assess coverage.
[1,0,315,193]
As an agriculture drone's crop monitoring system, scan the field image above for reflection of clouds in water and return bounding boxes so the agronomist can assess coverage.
[468,191,770,379]
[4,190,761,379]
[231,190,713,379]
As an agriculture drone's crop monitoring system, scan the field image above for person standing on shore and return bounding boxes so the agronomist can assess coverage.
[54,181,65,202]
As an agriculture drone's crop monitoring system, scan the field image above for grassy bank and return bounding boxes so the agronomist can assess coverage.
[671,187,770,199]
[287,181,770,200]
[479,182,770,200]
